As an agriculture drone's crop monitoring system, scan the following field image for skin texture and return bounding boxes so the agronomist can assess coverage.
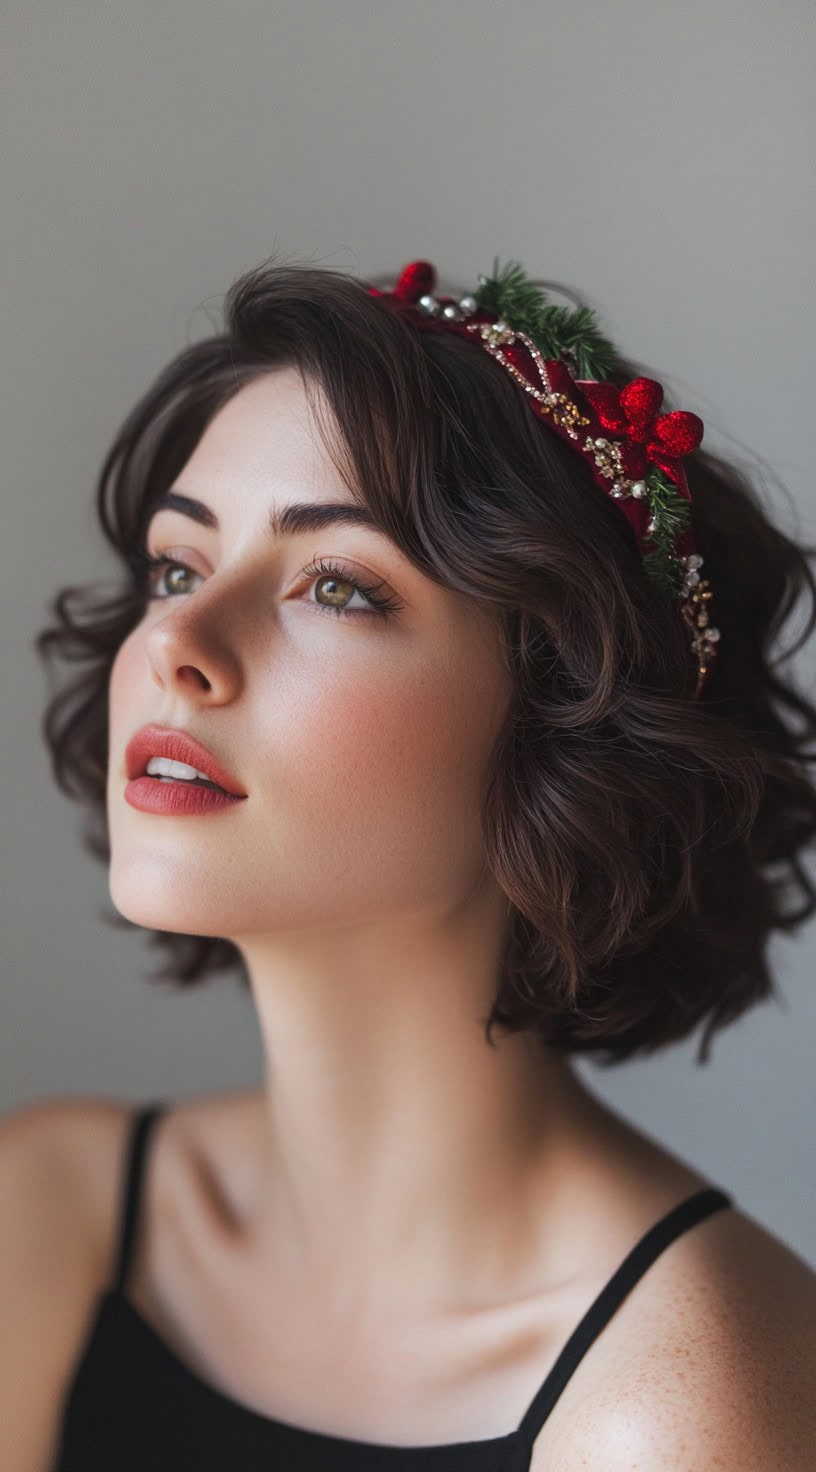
[97,365,816,1466]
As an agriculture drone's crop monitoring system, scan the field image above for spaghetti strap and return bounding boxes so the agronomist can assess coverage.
[507,1186,734,1469]
[111,1102,168,1295]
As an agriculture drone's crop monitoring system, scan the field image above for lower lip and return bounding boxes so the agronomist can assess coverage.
[125,777,245,815]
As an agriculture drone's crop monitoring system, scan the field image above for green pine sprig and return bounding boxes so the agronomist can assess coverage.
[641,470,692,600]
[472,258,622,380]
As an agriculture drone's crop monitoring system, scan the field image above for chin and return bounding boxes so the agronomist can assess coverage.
[107,857,226,936]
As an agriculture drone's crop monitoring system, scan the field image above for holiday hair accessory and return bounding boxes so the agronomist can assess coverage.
[366,258,720,700]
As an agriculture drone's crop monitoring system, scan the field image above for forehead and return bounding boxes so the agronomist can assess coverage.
[180,365,351,501]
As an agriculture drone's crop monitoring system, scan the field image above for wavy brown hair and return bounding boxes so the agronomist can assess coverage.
[35,255,816,1065]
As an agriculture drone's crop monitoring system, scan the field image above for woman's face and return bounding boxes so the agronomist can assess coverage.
[107,366,513,946]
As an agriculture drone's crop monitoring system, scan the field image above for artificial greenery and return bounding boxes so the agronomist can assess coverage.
[472,257,623,381]
[640,470,692,599]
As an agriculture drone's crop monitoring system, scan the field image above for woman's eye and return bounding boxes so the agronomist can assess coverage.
[300,558,402,620]
[140,554,401,621]
[143,557,200,599]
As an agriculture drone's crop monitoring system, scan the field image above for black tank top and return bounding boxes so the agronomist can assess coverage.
[52,1103,733,1470]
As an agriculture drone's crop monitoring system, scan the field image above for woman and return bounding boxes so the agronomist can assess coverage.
[4,256,816,1469]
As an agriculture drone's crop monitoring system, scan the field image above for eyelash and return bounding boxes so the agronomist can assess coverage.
[138,552,402,621]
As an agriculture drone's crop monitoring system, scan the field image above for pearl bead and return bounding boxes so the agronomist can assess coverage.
[418,294,440,315]
[630,480,647,498]
[458,294,478,314]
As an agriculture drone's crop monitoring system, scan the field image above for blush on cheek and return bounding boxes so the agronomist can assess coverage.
[299,662,430,788]
[284,660,496,844]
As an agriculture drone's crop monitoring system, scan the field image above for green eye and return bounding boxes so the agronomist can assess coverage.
[300,558,402,620]
[146,558,200,597]
[165,565,197,595]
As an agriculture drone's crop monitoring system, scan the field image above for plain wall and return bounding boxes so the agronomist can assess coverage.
[2,1,815,1266]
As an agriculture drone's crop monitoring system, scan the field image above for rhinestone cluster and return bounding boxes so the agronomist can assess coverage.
[583,435,648,500]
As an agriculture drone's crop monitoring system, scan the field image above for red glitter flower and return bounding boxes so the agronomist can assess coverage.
[579,377,704,480]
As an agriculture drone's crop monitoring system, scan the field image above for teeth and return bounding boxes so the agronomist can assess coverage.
[145,756,214,782]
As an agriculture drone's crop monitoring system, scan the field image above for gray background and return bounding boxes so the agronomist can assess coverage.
[2,3,815,1266]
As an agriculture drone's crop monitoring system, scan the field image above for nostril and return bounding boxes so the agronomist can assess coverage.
[177,665,211,691]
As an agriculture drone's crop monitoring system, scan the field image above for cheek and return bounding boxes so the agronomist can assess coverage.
[263,638,507,858]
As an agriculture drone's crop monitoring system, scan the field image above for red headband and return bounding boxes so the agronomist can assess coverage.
[367,260,719,700]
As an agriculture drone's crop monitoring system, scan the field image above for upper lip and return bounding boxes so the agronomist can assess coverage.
[125,725,247,797]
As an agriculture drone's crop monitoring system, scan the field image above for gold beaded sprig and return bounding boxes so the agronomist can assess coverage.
[465,319,591,439]
[678,555,720,697]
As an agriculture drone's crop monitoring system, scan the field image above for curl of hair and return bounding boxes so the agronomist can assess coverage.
[35,255,816,1065]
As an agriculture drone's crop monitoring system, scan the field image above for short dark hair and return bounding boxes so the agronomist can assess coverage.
[35,254,816,1065]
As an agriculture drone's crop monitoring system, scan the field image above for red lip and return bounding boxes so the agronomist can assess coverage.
[124,724,247,797]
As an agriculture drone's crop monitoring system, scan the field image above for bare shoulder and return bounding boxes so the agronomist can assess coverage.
[0,1093,140,1271]
[0,1095,135,1472]
[534,1203,816,1472]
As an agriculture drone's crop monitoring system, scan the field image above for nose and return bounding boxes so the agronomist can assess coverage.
[144,596,243,703]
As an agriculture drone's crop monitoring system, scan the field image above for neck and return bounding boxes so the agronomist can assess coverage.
[233,890,606,1323]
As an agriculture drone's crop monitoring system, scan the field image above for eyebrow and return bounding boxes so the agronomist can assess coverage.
[151,490,382,540]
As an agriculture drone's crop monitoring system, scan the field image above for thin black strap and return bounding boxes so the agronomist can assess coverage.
[508,1186,734,1467]
[111,1102,168,1294]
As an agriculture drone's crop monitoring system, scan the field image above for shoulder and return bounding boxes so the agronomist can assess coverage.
[0,1094,137,1271]
[0,1086,257,1272]
[533,1202,816,1472]
[0,1095,136,1472]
